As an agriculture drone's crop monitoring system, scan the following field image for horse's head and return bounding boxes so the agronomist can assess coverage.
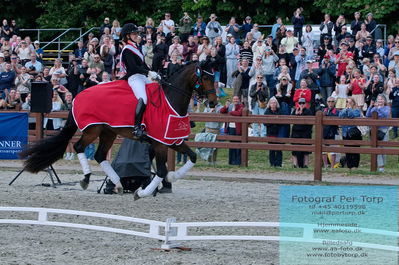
[194,60,218,108]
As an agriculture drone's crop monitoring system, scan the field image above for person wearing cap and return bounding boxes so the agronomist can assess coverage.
[350,12,362,37]
[32,41,43,62]
[251,37,266,59]
[280,29,298,54]
[291,95,313,168]
[193,16,206,37]
[362,35,376,60]
[319,14,334,44]
[388,51,399,78]
[241,16,253,40]
[335,25,349,44]
[179,12,193,43]
[317,54,336,103]
[224,17,240,44]
[100,17,111,35]
[206,14,222,45]
[336,41,353,77]
[291,8,305,42]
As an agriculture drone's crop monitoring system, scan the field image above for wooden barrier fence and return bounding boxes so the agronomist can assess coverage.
[3,110,399,182]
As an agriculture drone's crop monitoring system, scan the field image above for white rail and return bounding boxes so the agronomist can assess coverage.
[0,207,397,251]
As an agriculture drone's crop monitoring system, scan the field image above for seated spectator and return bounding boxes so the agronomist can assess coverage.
[100,35,116,56]
[249,74,268,137]
[339,97,362,169]
[317,55,336,103]
[160,13,175,35]
[322,97,339,168]
[239,41,253,66]
[166,53,182,77]
[388,51,399,78]
[142,38,154,68]
[281,29,299,54]
[4,89,22,110]
[51,77,69,102]
[252,39,266,60]
[291,97,313,168]
[84,44,97,65]
[33,41,44,62]
[74,41,87,60]
[0,52,6,72]
[100,45,113,75]
[355,23,369,41]
[192,16,206,37]
[16,40,31,65]
[182,35,198,62]
[49,59,68,86]
[25,53,43,75]
[220,96,244,165]
[14,66,32,102]
[366,94,390,172]
[88,54,105,74]
[42,67,52,82]
[0,63,15,99]
[264,97,283,167]
[249,55,266,85]
[100,17,111,35]
[206,14,222,45]
[244,32,256,46]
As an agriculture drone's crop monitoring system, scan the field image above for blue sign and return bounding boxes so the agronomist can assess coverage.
[0,112,28,159]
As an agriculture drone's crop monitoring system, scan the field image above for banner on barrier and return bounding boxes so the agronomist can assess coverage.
[0,112,28,159]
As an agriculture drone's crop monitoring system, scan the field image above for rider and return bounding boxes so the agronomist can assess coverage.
[120,23,161,138]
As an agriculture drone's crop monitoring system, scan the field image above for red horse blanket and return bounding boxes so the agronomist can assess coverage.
[72,80,190,145]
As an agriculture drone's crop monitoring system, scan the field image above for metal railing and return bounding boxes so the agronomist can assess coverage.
[20,28,82,47]
[63,27,100,51]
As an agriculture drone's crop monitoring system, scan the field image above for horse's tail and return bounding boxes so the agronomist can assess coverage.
[20,111,78,173]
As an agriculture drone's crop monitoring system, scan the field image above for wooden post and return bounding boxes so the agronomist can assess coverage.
[370,111,378,172]
[167,148,176,171]
[314,111,323,181]
[34,113,43,141]
[240,108,249,167]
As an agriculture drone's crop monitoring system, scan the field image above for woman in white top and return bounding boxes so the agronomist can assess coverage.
[335,75,349,109]
[197,36,212,62]
[16,41,31,63]
[301,25,314,59]
[14,66,32,102]
[49,59,68,86]
[44,91,64,130]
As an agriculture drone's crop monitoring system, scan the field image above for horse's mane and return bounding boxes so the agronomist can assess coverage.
[166,61,195,82]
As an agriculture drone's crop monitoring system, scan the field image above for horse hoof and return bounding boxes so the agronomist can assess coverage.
[114,186,123,195]
[166,171,177,183]
[80,180,89,190]
[133,190,141,201]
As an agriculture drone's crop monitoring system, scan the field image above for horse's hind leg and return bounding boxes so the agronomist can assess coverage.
[74,126,101,190]
[94,129,123,194]
[167,142,196,182]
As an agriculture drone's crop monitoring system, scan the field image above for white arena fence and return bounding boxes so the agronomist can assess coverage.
[0,207,398,251]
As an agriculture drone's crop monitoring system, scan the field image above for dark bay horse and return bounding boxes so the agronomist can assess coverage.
[20,61,218,200]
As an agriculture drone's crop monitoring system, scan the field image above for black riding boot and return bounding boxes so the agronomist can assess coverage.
[133,98,147,140]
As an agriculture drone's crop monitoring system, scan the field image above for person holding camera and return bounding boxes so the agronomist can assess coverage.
[206,14,222,45]
[14,66,32,102]
[179,12,193,43]
[24,53,42,75]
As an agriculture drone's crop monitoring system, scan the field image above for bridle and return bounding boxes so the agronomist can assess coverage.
[194,65,216,97]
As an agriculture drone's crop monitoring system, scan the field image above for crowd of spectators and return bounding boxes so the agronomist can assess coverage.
[0,10,398,170]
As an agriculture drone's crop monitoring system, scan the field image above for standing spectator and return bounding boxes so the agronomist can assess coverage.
[275,76,293,108]
[111,20,122,53]
[335,75,349,109]
[250,23,262,40]
[302,25,314,59]
[365,13,377,38]
[207,47,224,96]
[14,66,32,102]
[334,15,346,40]
[166,53,182,77]
[339,97,362,169]
[0,19,11,41]
[49,59,68,86]
[264,97,283,167]
[317,55,336,103]
[293,79,312,109]
[100,45,113,75]
[362,36,376,60]
[274,25,287,48]
[9,20,19,36]
[74,41,87,61]
[142,38,154,68]
[292,8,305,42]
[335,25,349,45]
[192,16,206,37]
[322,97,339,168]
[9,54,21,74]
[366,94,390,172]
[295,47,310,86]
[67,58,80,97]
[252,39,266,59]
[249,55,266,85]
[388,51,399,77]
[179,12,193,43]
[280,29,298,54]
[351,12,362,38]
[317,36,333,60]
[206,14,222,45]
[0,63,16,98]
[203,100,223,165]
[0,53,6,72]
[263,46,279,96]
[214,36,226,84]
[100,17,111,35]
[25,53,43,76]
[197,36,211,62]
[271,17,282,40]
[152,35,168,73]
[356,23,370,41]
[241,16,253,39]
[299,60,319,110]
[336,42,353,77]
[83,44,97,65]
[239,41,253,66]
[220,96,244,165]
[291,97,313,168]
[375,39,385,59]
[249,74,268,136]
[349,69,366,110]
[319,14,334,44]
[237,58,251,106]
[389,78,399,138]
[225,17,240,43]
[182,35,198,62]
[225,37,240,88]
[168,36,184,59]
[364,74,384,108]
[160,13,175,35]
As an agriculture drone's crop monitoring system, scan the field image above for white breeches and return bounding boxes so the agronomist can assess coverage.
[128,74,150,104]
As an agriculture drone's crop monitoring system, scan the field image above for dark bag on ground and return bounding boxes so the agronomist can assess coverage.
[377,130,386,141]
[104,138,152,193]
[347,127,361,139]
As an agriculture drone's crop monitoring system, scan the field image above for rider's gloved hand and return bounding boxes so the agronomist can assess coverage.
[148,71,161,81]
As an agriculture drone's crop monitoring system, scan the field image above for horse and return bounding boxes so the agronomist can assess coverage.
[20,61,218,200]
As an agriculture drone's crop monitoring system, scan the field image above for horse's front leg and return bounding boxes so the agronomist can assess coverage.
[167,142,196,183]
[134,144,167,200]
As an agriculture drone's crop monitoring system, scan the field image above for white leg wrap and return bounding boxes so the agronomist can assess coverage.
[168,160,195,182]
[77,153,91,175]
[137,176,163,197]
[100,161,120,185]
